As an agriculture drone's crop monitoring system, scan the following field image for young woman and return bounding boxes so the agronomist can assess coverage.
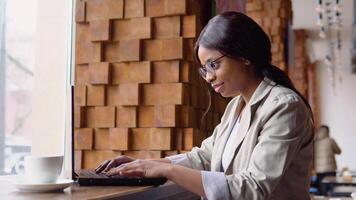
[95,12,314,200]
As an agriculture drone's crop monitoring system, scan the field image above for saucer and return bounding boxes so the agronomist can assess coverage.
[11,177,74,192]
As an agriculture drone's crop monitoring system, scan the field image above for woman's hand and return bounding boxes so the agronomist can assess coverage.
[95,155,135,174]
[105,159,172,178]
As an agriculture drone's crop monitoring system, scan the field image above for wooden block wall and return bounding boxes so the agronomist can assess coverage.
[246,0,293,71]
[73,0,230,169]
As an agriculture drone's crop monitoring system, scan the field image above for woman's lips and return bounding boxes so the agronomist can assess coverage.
[213,83,224,93]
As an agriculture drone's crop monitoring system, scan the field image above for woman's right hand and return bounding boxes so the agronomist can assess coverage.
[95,155,135,174]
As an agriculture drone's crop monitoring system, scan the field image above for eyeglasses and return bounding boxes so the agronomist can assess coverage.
[198,55,225,79]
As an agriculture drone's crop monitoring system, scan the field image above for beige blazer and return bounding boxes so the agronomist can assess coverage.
[186,78,314,200]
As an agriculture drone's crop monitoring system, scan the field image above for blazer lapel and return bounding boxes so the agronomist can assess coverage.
[223,77,277,173]
[211,97,245,172]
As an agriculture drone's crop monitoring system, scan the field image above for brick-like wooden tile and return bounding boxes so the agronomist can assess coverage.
[74,150,82,170]
[109,128,130,150]
[94,128,110,150]
[131,128,150,150]
[74,85,86,106]
[145,0,165,17]
[182,15,196,38]
[142,39,162,61]
[119,39,141,62]
[104,42,120,62]
[112,62,151,84]
[75,0,86,23]
[149,128,172,150]
[123,150,162,159]
[113,18,151,40]
[142,83,189,105]
[87,85,106,106]
[89,62,111,84]
[153,16,180,39]
[85,107,96,128]
[90,20,111,42]
[117,83,140,106]
[164,0,186,16]
[86,0,124,21]
[154,105,178,127]
[124,0,144,18]
[183,128,204,150]
[138,106,155,127]
[116,106,137,127]
[74,106,85,128]
[75,64,90,85]
[152,60,179,83]
[95,106,116,128]
[162,38,183,60]
[74,128,93,150]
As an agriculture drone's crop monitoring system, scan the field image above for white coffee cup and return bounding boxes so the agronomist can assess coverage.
[15,155,63,184]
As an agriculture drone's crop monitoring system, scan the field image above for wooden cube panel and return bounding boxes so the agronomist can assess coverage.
[119,39,141,62]
[183,128,204,150]
[164,0,186,16]
[109,128,130,150]
[112,62,151,84]
[145,0,165,17]
[162,38,183,60]
[131,128,150,150]
[112,18,151,40]
[86,0,124,21]
[182,15,196,38]
[74,150,82,171]
[104,42,120,62]
[74,106,85,128]
[180,106,196,127]
[142,83,189,105]
[123,150,162,159]
[106,85,119,106]
[75,64,90,85]
[150,128,172,150]
[85,107,96,128]
[74,85,86,106]
[154,105,178,127]
[163,150,178,157]
[152,60,180,83]
[89,62,111,84]
[142,39,162,61]
[138,106,155,127]
[95,106,116,128]
[181,61,192,83]
[117,83,140,106]
[83,150,122,169]
[116,106,137,127]
[87,85,105,106]
[74,128,93,150]
[94,128,110,150]
[173,128,183,150]
[90,20,111,42]
[124,0,145,18]
[153,16,180,39]
[183,38,194,61]
[75,0,86,23]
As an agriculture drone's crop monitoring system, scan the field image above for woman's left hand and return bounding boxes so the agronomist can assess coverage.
[104,159,171,178]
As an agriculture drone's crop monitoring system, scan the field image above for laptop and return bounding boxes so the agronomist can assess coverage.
[70,86,167,186]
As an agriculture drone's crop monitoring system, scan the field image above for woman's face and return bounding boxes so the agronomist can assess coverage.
[198,47,251,97]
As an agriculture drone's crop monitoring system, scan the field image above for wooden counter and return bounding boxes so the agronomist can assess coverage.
[0,176,199,200]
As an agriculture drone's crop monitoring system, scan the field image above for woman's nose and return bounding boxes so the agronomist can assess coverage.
[205,71,215,83]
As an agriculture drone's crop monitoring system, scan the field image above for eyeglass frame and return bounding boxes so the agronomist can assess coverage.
[198,54,226,79]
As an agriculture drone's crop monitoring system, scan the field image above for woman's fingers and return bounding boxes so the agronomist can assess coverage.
[95,160,110,173]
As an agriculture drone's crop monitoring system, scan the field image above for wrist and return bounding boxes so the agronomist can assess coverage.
[162,163,174,179]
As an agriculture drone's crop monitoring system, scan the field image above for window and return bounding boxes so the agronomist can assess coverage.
[0,0,72,175]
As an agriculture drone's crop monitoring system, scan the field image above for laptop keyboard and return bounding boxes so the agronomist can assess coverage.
[78,169,139,179]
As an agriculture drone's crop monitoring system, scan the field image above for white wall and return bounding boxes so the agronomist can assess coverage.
[32,0,69,157]
[318,64,356,170]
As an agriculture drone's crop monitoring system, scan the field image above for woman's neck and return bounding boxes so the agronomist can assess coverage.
[240,77,263,104]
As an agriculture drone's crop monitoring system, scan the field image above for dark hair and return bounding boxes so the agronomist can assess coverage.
[195,12,313,118]
[319,125,329,133]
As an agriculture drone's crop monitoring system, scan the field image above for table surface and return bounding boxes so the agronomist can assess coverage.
[0,175,199,200]
[322,176,356,184]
